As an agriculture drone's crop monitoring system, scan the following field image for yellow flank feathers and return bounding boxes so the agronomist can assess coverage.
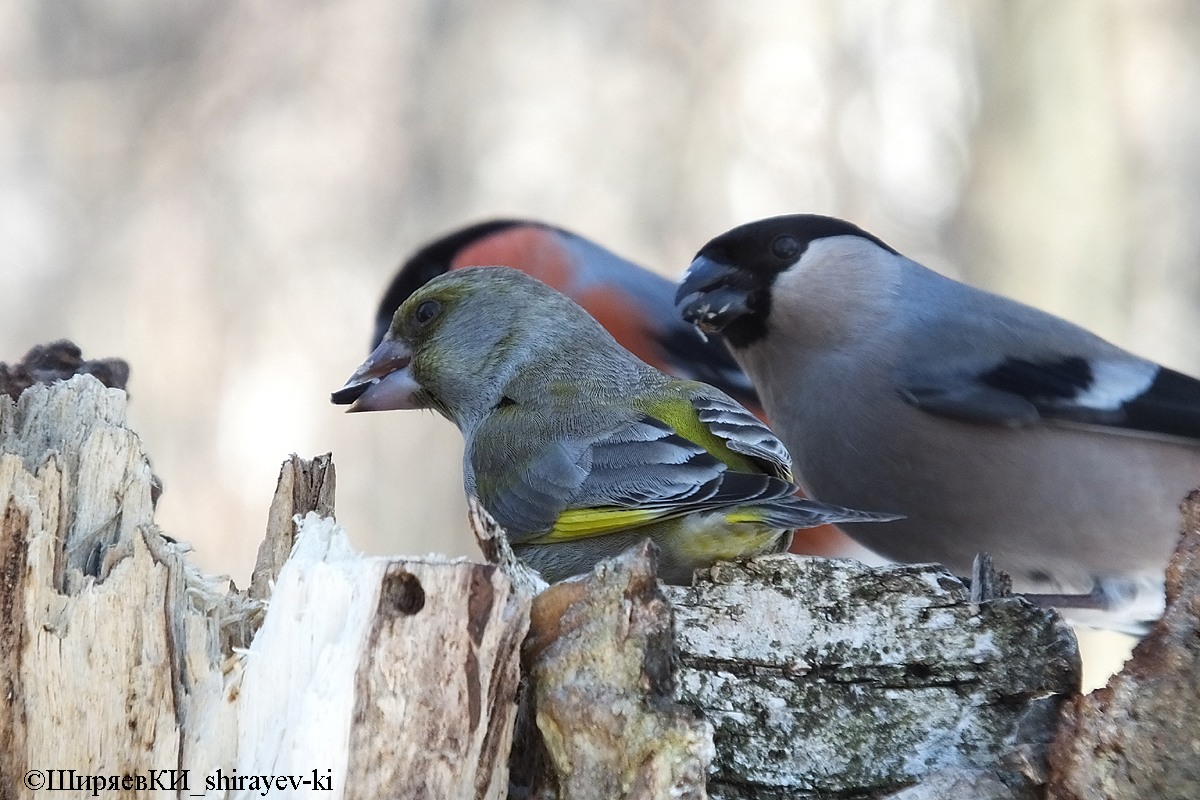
[528,506,665,542]
[670,511,785,563]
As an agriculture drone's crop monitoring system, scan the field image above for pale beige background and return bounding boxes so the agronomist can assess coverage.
[1,0,1198,636]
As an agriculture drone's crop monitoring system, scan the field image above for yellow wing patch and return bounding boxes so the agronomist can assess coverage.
[527,507,666,543]
[633,392,760,474]
[722,509,767,524]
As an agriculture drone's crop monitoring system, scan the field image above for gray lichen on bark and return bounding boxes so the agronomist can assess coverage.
[665,555,1080,799]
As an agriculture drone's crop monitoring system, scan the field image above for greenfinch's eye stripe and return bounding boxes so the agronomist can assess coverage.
[529,507,665,542]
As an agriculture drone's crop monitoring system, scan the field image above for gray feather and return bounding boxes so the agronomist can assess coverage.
[899,381,1041,425]
[691,391,792,475]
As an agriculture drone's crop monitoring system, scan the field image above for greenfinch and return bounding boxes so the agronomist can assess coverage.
[333,266,895,584]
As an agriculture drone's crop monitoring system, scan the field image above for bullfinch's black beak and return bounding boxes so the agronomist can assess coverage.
[675,255,753,334]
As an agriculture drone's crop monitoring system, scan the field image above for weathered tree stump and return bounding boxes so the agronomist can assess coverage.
[1,354,1198,799]
[0,375,529,798]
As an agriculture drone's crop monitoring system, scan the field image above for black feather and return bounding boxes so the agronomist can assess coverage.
[978,357,1093,401]
[688,214,898,349]
[373,220,527,349]
[911,356,1200,443]
[1119,367,1200,440]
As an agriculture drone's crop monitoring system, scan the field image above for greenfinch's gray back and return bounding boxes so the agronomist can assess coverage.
[334,266,895,584]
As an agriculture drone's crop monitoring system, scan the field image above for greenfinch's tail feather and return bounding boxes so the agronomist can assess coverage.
[527,490,900,545]
[737,497,903,530]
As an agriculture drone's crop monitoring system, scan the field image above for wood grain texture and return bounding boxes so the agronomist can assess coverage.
[0,375,530,800]
[250,452,337,601]
[344,558,530,800]
[0,375,248,797]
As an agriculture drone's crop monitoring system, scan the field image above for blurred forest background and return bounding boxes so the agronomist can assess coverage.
[2,0,1199,590]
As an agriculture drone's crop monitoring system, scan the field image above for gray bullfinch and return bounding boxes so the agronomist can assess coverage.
[676,213,1200,629]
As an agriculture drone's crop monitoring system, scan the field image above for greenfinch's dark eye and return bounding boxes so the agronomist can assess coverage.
[415,299,441,326]
[771,235,800,260]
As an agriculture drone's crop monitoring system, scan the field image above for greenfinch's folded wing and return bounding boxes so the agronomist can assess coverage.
[688,390,793,477]
[635,386,794,480]
[470,411,799,544]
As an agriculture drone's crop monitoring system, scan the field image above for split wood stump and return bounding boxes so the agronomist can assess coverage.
[1,362,1198,799]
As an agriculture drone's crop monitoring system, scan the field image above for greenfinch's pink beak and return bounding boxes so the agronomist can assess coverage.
[331,339,420,411]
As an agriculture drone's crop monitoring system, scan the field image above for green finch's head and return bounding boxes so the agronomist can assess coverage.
[332,266,628,427]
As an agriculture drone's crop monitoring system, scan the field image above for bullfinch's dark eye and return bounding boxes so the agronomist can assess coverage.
[415,299,441,326]
[771,235,800,260]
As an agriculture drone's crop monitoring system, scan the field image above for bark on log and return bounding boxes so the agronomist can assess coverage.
[1047,491,1200,800]
[518,541,714,800]
[664,558,1079,799]
[470,496,1079,799]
